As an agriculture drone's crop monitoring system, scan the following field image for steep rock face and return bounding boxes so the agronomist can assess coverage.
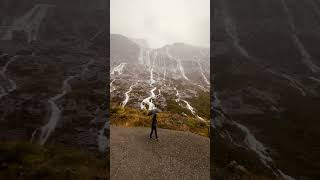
[213,0,320,179]
[0,0,106,45]
[110,34,140,65]
[110,34,210,124]
[0,1,108,155]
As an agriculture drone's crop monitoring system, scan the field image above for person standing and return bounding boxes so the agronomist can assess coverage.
[148,107,161,140]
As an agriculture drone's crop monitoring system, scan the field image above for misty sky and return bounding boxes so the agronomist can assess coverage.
[111,0,210,48]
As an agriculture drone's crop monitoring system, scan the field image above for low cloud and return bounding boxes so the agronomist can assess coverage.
[111,0,210,48]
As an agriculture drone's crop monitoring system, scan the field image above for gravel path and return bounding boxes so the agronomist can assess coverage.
[111,126,210,179]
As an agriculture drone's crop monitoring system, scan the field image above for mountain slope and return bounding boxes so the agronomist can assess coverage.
[110,34,210,135]
[212,0,320,179]
[0,1,108,178]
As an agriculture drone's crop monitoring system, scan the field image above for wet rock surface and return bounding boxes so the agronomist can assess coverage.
[0,0,108,155]
[213,0,320,179]
[110,34,210,123]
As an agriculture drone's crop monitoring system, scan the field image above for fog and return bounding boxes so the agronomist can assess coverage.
[111,0,210,48]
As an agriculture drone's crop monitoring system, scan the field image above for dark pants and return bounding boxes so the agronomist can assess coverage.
[150,125,158,139]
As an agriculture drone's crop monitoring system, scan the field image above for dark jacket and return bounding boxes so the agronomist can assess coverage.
[148,108,161,127]
[151,113,157,126]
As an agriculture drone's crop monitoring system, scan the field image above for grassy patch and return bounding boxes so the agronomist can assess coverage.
[110,106,209,137]
[166,97,191,116]
[0,142,108,180]
[189,91,210,119]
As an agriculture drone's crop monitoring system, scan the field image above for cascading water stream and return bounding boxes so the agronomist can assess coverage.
[97,111,109,153]
[33,59,94,145]
[174,87,205,122]
[141,87,157,110]
[2,4,54,42]
[0,56,19,99]
[150,66,155,86]
[166,47,189,81]
[280,0,320,73]
[110,79,116,93]
[214,92,295,179]
[111,63,127,75]
[121,82,137,107]
[197,61,210,85]
[0,86,6,99]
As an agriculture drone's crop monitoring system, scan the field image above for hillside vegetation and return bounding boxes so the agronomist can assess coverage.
[110,105,209,137]
[0,142,109,180]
